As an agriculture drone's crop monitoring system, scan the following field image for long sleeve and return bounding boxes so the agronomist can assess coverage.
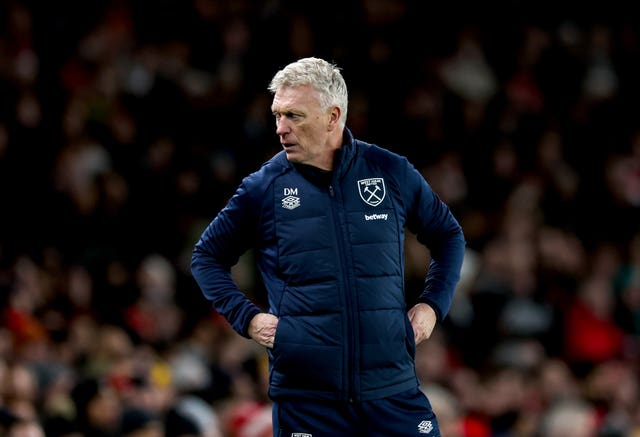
[405,163,466,321]
[191,180,263,337]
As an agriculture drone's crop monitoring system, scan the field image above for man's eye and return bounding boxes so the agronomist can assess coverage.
[274,112,301,121]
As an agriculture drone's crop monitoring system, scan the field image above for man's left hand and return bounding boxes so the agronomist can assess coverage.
[408,303,437,345]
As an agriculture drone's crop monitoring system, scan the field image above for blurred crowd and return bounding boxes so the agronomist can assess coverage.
[1,0,640,436]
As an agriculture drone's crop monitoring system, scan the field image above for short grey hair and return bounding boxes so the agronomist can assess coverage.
[268,57,348,127]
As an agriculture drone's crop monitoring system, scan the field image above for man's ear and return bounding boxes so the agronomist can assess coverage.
[327,106,341,131]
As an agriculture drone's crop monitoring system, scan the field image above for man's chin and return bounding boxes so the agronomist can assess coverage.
[284,150,301,163]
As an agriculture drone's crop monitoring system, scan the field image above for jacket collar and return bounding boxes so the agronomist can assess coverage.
[333,127,356,178]
[282,127,357,185]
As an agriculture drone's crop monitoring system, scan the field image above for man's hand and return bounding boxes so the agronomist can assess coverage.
[248,313,279,348]
[408,303,437,345]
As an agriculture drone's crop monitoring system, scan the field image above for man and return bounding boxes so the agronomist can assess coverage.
[191,57,465,436]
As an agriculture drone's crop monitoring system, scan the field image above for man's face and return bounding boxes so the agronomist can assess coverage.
[271,84,335,169]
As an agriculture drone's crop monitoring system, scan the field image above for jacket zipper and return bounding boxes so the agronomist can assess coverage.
[329,183,357,402]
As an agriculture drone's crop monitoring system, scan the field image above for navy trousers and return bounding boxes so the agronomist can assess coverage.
[272,388,441,437]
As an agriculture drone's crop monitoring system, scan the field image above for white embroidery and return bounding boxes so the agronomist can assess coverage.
[364,213,388,221]
[357,178,386,206]
[417,420,433,434]
[282,195,301,210]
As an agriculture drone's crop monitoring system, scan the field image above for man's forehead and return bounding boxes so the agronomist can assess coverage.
[271,84,319,110]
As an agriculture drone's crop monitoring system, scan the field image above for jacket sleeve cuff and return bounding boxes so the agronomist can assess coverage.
[239,306,264,339]
[416,297,444,322]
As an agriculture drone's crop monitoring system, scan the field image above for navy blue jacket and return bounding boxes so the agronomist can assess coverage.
[191,129,465,402]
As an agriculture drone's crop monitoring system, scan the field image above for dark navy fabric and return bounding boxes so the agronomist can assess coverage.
[273,387,441,437]
[191,128,465,402]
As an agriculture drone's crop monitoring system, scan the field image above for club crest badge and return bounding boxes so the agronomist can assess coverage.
[357,178,386,207]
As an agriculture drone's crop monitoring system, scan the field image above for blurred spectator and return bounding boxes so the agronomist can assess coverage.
[4,419,46,437]
[564,275,625,372]
[119,407,163,437]
[539,398,598,437]
[70,377,122,436]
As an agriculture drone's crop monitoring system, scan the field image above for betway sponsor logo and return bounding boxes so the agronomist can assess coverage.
[364,213,388,221]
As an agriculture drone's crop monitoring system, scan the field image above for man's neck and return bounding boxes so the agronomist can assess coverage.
[317,128,346,170]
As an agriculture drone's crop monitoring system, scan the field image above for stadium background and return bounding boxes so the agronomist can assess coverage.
[1,0,640,436]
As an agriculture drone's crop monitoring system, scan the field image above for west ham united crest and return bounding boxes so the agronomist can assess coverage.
[357,178,386,207]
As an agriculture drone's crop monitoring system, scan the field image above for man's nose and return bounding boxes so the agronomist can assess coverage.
[275,118,290,136]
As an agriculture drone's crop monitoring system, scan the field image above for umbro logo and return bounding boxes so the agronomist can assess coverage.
[282,195,300,210]
[417,420,433,434]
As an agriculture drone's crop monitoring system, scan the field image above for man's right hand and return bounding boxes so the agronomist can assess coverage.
[248,313,279,348]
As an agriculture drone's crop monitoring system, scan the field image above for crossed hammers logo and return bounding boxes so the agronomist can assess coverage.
[364,184,382,203]
[357,178,386,206]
